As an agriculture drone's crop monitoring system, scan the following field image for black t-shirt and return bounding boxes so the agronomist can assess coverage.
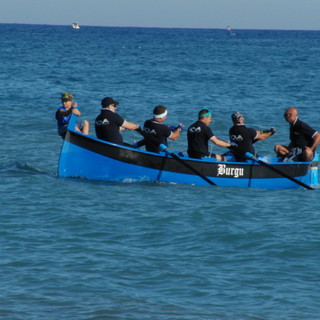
[95,109,125,144]
[290,118,317,148]
[187,120,215,158]
[229,124,257,161]
[143,119,172,152]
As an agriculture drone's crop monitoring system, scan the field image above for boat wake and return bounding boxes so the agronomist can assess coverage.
[0,161,55,178]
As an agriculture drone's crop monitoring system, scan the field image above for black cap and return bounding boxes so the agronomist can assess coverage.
[101,97,119,107]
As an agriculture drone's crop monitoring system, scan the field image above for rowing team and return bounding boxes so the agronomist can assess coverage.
[56,93,320,162]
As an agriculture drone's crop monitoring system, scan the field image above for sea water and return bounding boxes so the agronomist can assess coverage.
[1,24,320,319]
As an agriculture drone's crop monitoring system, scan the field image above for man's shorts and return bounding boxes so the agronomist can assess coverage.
[282,147,303,162]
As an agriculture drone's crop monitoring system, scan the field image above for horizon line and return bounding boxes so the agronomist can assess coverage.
[0,22,319,32]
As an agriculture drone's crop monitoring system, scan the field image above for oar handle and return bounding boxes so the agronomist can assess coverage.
[245,152,255,159]
[159,143,168,151]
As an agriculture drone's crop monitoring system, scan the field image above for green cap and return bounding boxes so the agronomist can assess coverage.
[61,92,74,101]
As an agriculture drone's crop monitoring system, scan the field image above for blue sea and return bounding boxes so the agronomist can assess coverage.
[1,23,320,319]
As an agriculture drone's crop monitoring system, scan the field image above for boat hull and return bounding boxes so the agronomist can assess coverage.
[58,116,318,189]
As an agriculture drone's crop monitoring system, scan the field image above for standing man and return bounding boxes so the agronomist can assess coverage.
[95,96,139,144]
[187,109,231,160]
[229,112,275,161]
[142,105,183,152]
[275,107,320,161]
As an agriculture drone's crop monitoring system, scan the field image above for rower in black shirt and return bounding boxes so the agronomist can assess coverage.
[229,112,275,162]
[187,109,231,160]
[142,105,183,153]
[95,96,139,144]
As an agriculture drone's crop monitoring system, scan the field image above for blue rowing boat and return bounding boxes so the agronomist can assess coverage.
[58,115,319,189]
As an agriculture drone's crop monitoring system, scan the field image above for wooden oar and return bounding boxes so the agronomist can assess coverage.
[135,128,216,186]
[244,152,314,190]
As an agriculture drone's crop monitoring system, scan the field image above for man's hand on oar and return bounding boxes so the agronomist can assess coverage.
[135,127,216,186]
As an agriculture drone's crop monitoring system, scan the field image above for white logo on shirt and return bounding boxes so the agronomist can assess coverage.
[189,126,201,133]
[96,119,109,126]
[145,128,157,135]
[230,134,243,141]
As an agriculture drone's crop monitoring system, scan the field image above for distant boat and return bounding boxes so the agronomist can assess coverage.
[227,26,236,36]
[72,22,80,29]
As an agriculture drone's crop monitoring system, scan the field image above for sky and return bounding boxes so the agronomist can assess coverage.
[1,0,319,30]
